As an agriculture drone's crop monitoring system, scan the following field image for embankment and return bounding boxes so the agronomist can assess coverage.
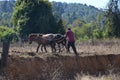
[5,53,120,80]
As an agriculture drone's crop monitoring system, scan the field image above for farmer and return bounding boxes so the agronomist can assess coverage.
[65,28,78,56]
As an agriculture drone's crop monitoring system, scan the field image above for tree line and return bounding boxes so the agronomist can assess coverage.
[0,0,105,41]
[0,0,102,26]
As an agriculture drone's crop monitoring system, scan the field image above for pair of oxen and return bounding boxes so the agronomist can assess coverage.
[28,33,66,53]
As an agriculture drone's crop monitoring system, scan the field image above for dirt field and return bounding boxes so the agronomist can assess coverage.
[0,39,120,80]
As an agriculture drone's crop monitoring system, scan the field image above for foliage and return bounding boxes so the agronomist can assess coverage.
[0,1,103,27]
[57,19,65,34]
[72,23,93,41]
[0,0,108,40]
[0,26,18,42]
[72,27,82,40]
[11,0,62,37]
[105,0,120,37]
[71,21,107,42]
[52,2,103,24]
[72,19,85,27]
[93,29,104,39]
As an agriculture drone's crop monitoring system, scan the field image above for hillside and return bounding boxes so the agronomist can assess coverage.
[0,1,103,26]
[52,2,103,24]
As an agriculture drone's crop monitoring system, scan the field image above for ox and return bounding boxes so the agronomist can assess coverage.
[53,34,66,52]
[28,33,67,53]
[28,33,56,53]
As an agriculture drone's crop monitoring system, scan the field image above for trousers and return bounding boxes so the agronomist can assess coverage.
[66,41,78,55]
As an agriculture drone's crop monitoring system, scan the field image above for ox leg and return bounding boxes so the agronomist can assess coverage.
[53,44,56,53]
[44,45,47,53]
[41,45,43,52]
[51,46,53,53]
[58,44,61,53]
[51,42,56,53]
[36,44,40,53]
[41,45,47,53]
[41,45,45,52]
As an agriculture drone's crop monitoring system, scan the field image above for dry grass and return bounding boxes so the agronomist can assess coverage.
[75,73,120,80]
[1,38,119,56]
[77,39,120,56]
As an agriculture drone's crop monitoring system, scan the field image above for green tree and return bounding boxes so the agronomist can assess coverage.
[11,0,62,38]
[72,18,85,27]
[72,22,96,41]
[72,27,82,40]
[0,26,18,71]
[92,29,104,39]
[81,23,94,39]
[57,19,65,34]
[105,0,120,37]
